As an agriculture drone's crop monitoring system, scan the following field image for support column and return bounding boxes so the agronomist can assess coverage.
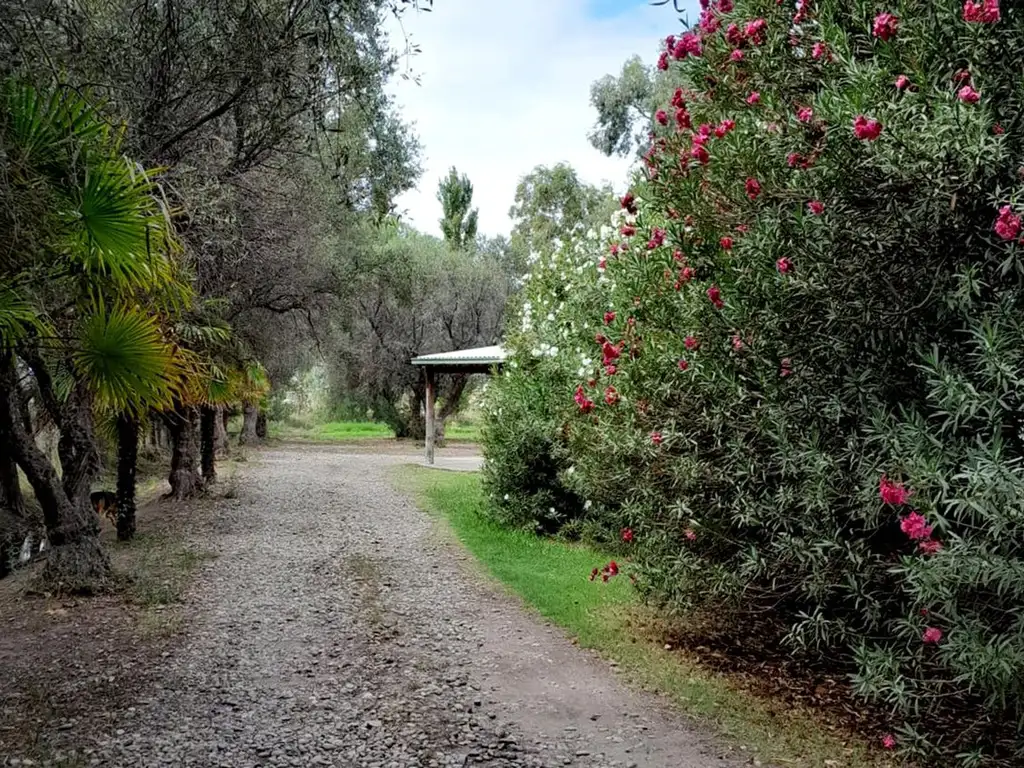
[425,367,435,465]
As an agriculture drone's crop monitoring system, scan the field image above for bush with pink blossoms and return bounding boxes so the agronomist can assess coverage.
[484,0,1024,763]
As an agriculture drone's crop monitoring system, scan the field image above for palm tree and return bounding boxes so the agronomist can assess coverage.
[0,80,186,589]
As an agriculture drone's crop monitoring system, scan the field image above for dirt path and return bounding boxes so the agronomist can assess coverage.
[6,445,737,767]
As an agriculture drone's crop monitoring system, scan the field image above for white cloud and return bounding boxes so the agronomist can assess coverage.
[385,0,675,238]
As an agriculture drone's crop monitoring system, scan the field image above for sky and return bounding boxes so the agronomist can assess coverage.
[384,0,696,238]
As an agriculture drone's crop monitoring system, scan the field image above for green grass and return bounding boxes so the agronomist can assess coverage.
[317,421,394,439]
[269,419,482,442]
[397,467,897,768]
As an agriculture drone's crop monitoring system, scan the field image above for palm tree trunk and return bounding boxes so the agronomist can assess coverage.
[255,409,267,439]
[239,401,258,444]
[1,355,109,591]
[166,406,203,499]
[115,413,139,541]
[214,405,229,456]
[200,405,217,483]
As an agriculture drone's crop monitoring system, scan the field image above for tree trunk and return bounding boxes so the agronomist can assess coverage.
[435,374,469,446]
[239,401,258,445]
[214,405,229,456]
[200,405,217,484]
[0,423,24,519]
[166,406,203,500]
[255,409,267,439]
[1,355,110,592]
[115,413,139,541]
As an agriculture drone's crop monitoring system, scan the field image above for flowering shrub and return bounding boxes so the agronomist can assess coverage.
[484,0,1024,762]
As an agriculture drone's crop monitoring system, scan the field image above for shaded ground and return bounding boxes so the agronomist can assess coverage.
[0,444,739,767]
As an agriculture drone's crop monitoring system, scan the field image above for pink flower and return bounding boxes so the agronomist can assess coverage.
[673,32,703,59]
[604,386,620,406]
[719,119,736,134]
[745,178,762,199]
[953,69,972,85]
[685,335,700,351]
[746,91,761,106]
[797,106,814,123]
[922,627,943,644]
[995,205,1021,240]
[604,364,617,376]
[958,85,981,103]
[963,0,1000,23]
[879,475,911,505]
[676,108,692,130]
[994,122,1005,135]
[900,512,933,541]
[872,12,899,41]
[780,357,793,377]
[745,18,768,45]
[650,431,664,445]
[895,74,911,90]
[730,49,745,62]
[620,224,636,237]
[601,341,621,366]
[607,560,619,576]
[657,52,670,71]
[678,358,689,371]
[679,266,695,283]
[720,236,734,250]
[621,527,634,543]
[656,109,669,125]
[808,200,825,215]
[671,88,686,108]
[918,538,943,555]
[853,115,883,140]
[731,335,744,351]
[776,257,793,273]
[787,152,805,168]
[598,257,607,270]
[684,528,697,541]
[603,311,616,325]
[882,734,896,750]
[726,23,745,46]
[811,41,829,61]
[707,285,724,309]
[620,192,637,213]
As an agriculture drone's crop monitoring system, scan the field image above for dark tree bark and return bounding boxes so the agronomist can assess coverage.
[115,413,139,541]
[239,401,258,445]
[255,409,267,440]
[0,420,24,519]
[214,405,229,456]
[0,354,110,591]
[200,405,217,483]
[166,406,203,500]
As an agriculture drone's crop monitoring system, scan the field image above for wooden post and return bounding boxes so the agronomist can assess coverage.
[425,366,435,465]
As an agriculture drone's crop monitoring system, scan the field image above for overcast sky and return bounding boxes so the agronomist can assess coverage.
[384,0,696,238]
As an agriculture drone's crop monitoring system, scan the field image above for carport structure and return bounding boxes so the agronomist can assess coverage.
[410,345,506,464]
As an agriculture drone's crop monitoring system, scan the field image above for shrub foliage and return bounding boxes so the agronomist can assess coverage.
[483,0,1024,763]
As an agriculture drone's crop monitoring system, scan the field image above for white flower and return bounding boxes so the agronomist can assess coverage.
[504,494,509,500]
[584,499,592,510]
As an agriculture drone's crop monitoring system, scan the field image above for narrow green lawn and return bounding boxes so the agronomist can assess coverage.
[397,467,897,768]
[269,420,482,442]
[316,421,394,439]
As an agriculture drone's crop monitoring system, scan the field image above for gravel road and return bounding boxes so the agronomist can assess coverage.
[56,445,738,767]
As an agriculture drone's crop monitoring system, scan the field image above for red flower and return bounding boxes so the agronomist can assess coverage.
[679,266,695,283]
[603,311,616,325]
[604,386,619,406]
[958,85,981,104]
[685,335,700,351]
[707,284,724,309]
[745,178,762,199]
[882,734,896,750]
[872,12,899,41]
[684,529,697,541]
[691,143,710,165]
[994,122,1005,135]
[650,431,664,445]
[895,74,911,90]
[995,205,1021,240]
[811,41,830,61]
[776,257,793,273]
[900,512,933,541]
[780,357,793,377]
[620,192,637,213]
[601,341,621,365]
[726,23,745,46]
[673,32,702,59]
[676,108,692,130]
[604,364,617,376]
[678,359,689,371]
[598,257,607,270]
[589,567,600,581]
[671,88,686,108]
[607,560,619,576]
[648,227,666,248]
[879,475,911,505]
[731,335,744,351]
[922,627,943,644]
[953,69,972,84]
[656,109,669,126]
[746,91,761,106]
[963,0,1000,23]
[918,538,943,555]
[720,236,734,250]
[657,51,670,71]
[719,119,736,134]
[621,527,634,543]
[620,224,636,237]
[730,49,745,62]
[797,106,813,123]
[744,18,767,45]
[853,115,883,141]
[808,200,825,215]
[574,385,595,414]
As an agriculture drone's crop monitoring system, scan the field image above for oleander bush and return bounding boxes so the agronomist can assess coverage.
[483,0,1024,763]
